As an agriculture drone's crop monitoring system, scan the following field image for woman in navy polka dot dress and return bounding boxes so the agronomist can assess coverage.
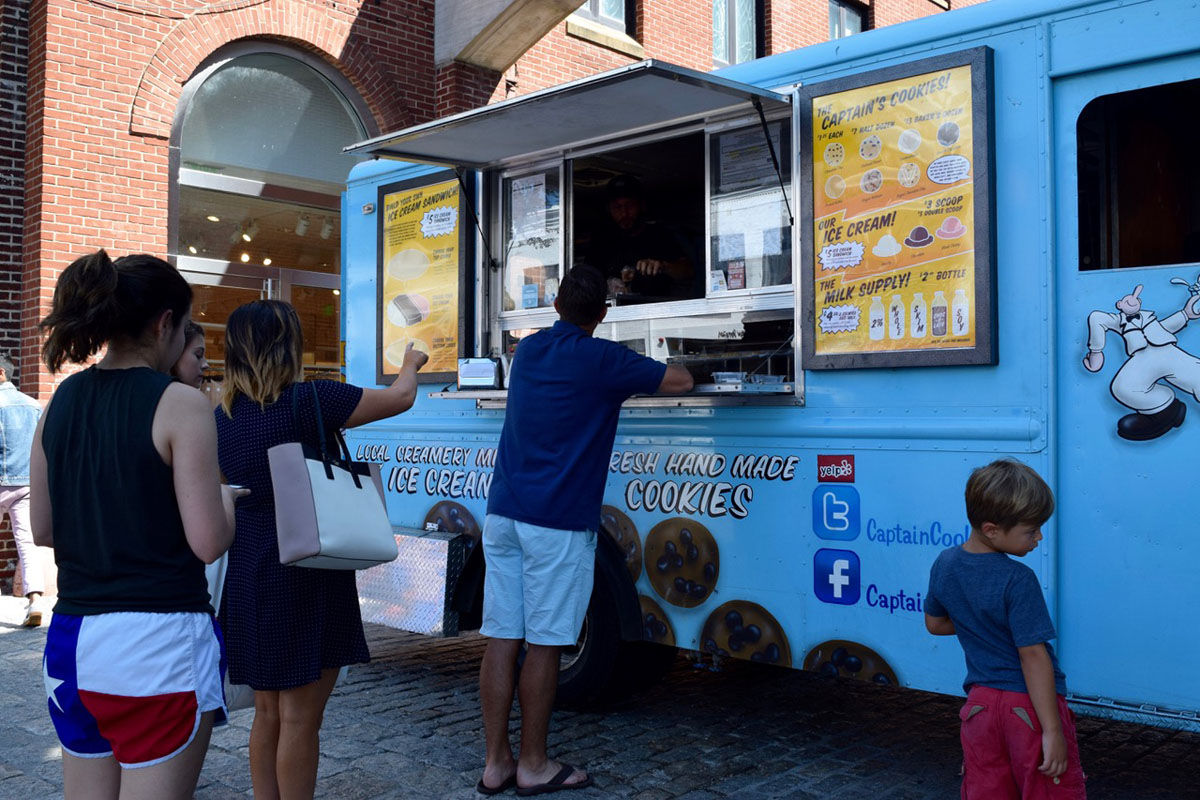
[214,300,426,799]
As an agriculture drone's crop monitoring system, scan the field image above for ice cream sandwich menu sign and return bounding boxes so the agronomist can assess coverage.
[799,48,995,369]
[378,175,464,381]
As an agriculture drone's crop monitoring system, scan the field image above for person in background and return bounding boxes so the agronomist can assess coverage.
[31,250,239,800]
[215,299,426,800]
[171,321,208,389]
[0,351,46,626]
[585,174,698,301]
[477,265,692,796]
[925,459,1087,799]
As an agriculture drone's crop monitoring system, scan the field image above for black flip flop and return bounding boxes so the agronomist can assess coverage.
[515,763,593,796]
[476,774,517,795]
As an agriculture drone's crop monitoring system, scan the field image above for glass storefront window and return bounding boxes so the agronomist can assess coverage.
[291,284,342,378]
[179,52,365,190]
[175,47,370,386]
[501,168,561,311]
[178,185,339,274]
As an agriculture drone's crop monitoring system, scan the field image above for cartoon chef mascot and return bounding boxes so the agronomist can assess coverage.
[1084,284,1200,441]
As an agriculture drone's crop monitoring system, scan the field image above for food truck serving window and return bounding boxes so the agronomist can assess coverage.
[346,60,795,399]
[495,117,794,396]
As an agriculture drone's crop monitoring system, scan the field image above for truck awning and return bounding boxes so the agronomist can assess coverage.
[344,60,791,169]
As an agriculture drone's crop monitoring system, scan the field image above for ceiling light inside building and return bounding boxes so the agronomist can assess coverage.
[240,253,250,262]
[320,218,334,240]
[262,257,272,266]
[187,245,197,254]
[206,215,220,223]
[295,214,310,236]
[242,220,260,242]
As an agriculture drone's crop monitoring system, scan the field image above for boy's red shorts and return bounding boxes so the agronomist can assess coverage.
[960,686,1087,799]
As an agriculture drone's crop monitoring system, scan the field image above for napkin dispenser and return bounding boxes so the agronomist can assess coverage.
[457,357,502,390]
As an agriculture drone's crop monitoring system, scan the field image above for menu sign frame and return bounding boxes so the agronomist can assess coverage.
[376,170,472,385]
[798,47,996,370]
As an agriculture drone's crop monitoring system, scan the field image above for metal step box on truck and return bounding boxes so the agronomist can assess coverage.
[339,0,1200,728]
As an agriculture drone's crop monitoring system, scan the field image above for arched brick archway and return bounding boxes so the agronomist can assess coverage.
[128,0,424,139]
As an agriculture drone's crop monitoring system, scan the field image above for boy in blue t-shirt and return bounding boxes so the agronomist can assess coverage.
[925,459,1087,799]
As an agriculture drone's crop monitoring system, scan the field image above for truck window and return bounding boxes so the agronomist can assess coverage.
[573,133,706,304]
[501,167,562,311]
[494,117,795,395]
[1077,77,1200,270]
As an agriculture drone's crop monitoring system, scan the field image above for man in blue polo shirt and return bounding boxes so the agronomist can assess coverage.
[476,265,692,796]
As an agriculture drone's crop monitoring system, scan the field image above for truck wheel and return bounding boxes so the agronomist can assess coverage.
[555,568,621,707]
[554,570,677,707]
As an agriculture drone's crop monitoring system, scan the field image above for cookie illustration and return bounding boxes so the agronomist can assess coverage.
[423,501,480,540]
[384,337,429,367]
[639,595,675,646]
[823,142,845,167]
[700,601,791,666]
[387,247,431,280]
[824,174,845,200]
[859,134,882,161]
[644,517,718,608]
[897,162,921,188]
[903,225,934,248]
[937,120,960,147]
[897,128,922,154]
[802,639,898,686]
[860,168,883,194]
[601,505,642,583]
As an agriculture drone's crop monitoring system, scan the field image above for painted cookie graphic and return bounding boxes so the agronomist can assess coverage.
[803,639,899,686]
[700,601,791,666]
[639,595,676,646]
[644,517,719,608]
[601,505,642,583]
[423,501,480,540]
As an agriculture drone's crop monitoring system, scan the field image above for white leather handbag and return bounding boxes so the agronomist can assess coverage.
[268,383,398,570]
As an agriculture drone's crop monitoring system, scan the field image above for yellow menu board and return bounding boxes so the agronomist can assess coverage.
[379,177,462,379]
[801,49,994,368]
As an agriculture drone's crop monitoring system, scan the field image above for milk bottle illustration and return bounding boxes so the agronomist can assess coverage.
[931,290,948,336]
[888,294,905,339]
[869,296,885,341]
[910,292,927,338]
[952,289,970,336]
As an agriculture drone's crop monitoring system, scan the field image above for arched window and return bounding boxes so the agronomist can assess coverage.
[171,44,375,386]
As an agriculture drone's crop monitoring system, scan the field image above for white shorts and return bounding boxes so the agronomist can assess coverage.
[44,611,226,768]
[480,514,596,646]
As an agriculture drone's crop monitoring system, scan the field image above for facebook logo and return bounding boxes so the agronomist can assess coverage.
[812,485,860,540]
[814,548,861,605]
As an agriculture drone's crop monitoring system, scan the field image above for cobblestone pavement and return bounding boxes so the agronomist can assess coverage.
[3,595,1199,799]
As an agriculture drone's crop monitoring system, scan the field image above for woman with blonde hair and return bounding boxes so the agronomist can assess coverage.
[31,250,239,800]
[215,299,425,799]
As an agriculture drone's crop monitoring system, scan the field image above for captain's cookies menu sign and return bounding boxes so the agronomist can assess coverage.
[377,173,466,381]
[799,48,996,369]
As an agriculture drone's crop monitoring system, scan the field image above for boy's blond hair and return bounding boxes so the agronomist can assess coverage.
[964,459,1054,530]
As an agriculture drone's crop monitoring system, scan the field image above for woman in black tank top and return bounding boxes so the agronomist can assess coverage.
[30,250,240,800]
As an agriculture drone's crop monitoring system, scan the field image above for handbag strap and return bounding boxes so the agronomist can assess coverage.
[290,381,363,487]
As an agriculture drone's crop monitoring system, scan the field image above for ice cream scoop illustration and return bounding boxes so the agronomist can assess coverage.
[936,216,967,239]
[903,226,934,248]
[872,234,902,257]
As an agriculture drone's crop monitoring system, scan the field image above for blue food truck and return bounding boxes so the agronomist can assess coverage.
[339,0,1200,727]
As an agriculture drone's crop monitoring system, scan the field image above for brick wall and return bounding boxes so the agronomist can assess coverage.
[496,0,988,101]
[20,0,446,400]
[0,0,29,594]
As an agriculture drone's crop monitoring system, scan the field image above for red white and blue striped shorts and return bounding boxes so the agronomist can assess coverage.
[43,611,228,768]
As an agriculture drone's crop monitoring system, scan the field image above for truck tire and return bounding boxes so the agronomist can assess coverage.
[554,568,677,707]
[554,566,622,707]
